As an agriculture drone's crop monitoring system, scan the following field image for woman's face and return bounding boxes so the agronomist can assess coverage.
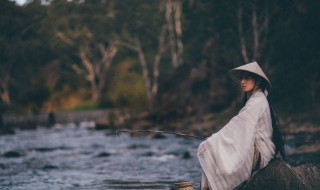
[240,72,256,92]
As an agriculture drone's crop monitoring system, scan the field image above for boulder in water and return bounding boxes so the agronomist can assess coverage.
[2,151,23,158]
[95,152,111,157]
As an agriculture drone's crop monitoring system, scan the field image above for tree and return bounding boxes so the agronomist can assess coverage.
[0,0,52,112]
[44,0,117,101]
[115,26,167,111]
[236,0,270,64]
[114,0,186,110]
[164,0,184,68]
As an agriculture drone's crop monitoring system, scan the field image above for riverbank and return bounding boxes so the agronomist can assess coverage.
[118,111,320,166]
[1,109,319,166]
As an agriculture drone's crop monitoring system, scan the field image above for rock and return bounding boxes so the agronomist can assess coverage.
[105,131,117,136]
[244,159,320,190]
[95,119,115,130]
[0,127,15,135]
[182,151,191,159]
[140,151,154,157]
[127,144,150,149]
[95,152,111,157]
[290,163,320,189]
[0,163,7,169]
[42,165,58,170]
[148,133,166,139]
[131,121,154,130]
[32,146,70,152]
[3,151,22,158]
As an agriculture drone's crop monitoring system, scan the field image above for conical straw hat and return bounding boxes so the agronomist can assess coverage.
[229,61,271,89]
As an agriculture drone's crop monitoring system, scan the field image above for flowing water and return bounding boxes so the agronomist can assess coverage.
[2,122,318,190]
[0,123,202,190]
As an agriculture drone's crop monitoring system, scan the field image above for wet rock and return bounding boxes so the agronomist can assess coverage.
[148,133,166,139]
[34,147,58,152]
[182,151,191,159]
[95,152,111,157]
[0,163,7,169]
[140,151,154,157]
[3,151,22,158]
[105,131,117,136]
[244,159,320,190]
[33,146,70,152]
[42,165,58,170]
[95,119,115,130]
[127,144,150,149]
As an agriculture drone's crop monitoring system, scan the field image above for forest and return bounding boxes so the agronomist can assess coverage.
[1,0,319,125]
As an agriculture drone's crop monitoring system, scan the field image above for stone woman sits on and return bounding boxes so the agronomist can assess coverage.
[197,62,286,190]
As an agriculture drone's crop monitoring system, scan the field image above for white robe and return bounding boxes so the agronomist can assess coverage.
[197,90,275,190]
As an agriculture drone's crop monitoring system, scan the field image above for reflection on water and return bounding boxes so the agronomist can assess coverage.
[0,124,202,190]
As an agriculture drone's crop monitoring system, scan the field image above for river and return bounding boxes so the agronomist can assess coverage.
[0,123,202,190]
[1,122,319,190]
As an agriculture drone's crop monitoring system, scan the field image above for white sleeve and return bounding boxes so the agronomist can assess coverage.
[197,96,264,190]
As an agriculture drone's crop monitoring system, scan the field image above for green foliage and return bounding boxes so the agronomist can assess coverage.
[67,101,99,111]
[107,59,147,110]
[0,0,319,124]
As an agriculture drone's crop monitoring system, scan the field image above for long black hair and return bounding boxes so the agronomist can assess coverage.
[242,73,287,160]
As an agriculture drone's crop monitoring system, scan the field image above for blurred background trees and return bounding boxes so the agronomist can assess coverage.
[0,0,319,123]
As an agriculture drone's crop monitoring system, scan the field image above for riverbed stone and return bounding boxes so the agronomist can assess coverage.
[2,151,22,158]
[42,165,58,170]
[182,151,191,159]
[95,152,111,157]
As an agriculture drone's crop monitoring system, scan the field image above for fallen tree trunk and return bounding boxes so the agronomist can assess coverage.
[244,159,320,190]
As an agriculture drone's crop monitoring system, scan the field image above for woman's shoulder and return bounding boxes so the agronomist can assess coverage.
[246,90,269,108]
[252,90,267,100]
[237,90,269,120]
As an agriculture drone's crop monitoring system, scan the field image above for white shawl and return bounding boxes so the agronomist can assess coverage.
[197,90,275,190]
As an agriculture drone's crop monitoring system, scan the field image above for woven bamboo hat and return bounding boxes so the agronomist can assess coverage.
[229,61,271,89]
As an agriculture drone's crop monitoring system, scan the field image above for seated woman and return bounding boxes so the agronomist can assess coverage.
[197,62,286,190]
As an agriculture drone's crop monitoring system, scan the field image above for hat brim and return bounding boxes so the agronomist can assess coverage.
[229,69,271,89]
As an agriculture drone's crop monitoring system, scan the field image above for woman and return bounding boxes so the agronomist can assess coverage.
[197,62,286,190]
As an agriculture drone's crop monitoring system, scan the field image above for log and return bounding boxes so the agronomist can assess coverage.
[244,159,320,190]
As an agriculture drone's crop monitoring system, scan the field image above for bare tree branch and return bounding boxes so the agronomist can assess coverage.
[252,4,259,60]
[55,31,74,45]
[114,40,137,51]
[259,5,269,60]
[97,42,117,90]
[134,37,153,109]
[166,0,178,68]
[78,49,95,82]
[174,0,184,66]
[152,24,167,97]
[237,1,249,63]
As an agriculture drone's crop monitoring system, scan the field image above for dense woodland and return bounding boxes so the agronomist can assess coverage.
[0,0,319,123]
